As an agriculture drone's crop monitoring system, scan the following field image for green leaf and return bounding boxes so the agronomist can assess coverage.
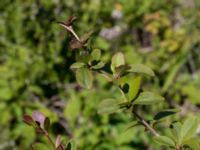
[153,136,175,147]
[162,59,185,92]
[124,121,141,131]
[76,68,93,89]
[170,122,182,144]
[91,61,105,69]
[91,49,101,61]
[128,64,155,77]
[119,74,142,101]
[70,62,85,69]
[66,142,72,150]
[80,31,93,43]
[114,65,131,78]
[154,109,180,120]
[99,71,113,82]
[33,143,50,150]
[76,51,91,63]
[180,117,198,142]
[183,138,200,150]
[133,92,164,105]
[111,52,125,73]
[97,99,121,114]
[44,117,50,130]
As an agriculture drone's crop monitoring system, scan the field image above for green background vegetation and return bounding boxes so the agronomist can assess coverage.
[0,0,200,149]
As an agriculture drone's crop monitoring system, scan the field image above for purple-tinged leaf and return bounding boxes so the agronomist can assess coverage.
[32,111,46,129]
[55,135,61,148]
[57,144,65,150]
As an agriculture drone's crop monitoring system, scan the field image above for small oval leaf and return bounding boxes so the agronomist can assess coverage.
[128,64,155,77]
[91,61,105,69]
[76,68,93,89]
[70,62,85,69]
[91,49,101,61]
[154,136,175,147]
[111,52,125,73]
[97,99,121,114]
[133,92,164,105]
[180,117,198,142]
[23,115,35,126]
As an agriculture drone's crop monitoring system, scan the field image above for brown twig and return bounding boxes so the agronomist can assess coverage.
[44,131,56,150]
[132,109,159,137]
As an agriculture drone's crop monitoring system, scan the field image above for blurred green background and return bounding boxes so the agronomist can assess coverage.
[0,0,200,149]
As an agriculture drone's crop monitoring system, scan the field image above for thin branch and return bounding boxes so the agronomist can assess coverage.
[132,109,159,137]
[59,23,81,42]
[44,131,56,150]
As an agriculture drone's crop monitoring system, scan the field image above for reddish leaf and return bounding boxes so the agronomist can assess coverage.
[23,115,35,126]
[57,144,65,150]
[69,38,83,50]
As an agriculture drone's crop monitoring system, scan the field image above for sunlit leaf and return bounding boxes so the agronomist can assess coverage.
[91,61,105,69]
[170,121,182,144]
[133,92,164,105]
[111,52,125,73]
[183,137,200,150]
[153,135,175,147]
[180,117,198,142]
[119,74,142,101]
[128,64,155,77]
[70,62,85,69]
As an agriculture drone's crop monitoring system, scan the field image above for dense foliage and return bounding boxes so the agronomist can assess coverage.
[0,0,200,149]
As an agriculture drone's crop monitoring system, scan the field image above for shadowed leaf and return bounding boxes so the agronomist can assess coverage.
[98,99,122,114]
[91,49,101,61]
[66,142,72,150]
[44,117,50,130]
[23,115,35,126]
[76,68,93,89]
[154,109,180,120]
